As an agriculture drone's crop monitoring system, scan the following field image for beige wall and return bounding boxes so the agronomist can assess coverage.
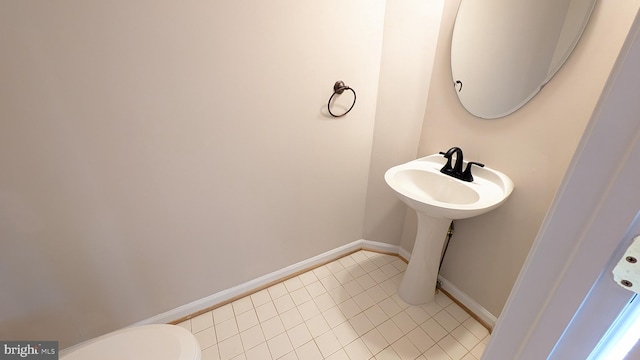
[0,0,385,347]
[3,0,639,349]
[405,0,640,316]
[362,0,444,244]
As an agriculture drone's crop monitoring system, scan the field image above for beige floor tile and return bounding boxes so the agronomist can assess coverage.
[187,251,489,360]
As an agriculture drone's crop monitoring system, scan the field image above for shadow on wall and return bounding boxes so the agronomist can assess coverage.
[0,0,386,347]
[404,0,640,317]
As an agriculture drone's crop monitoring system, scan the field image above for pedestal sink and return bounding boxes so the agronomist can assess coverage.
[385,154,514,304]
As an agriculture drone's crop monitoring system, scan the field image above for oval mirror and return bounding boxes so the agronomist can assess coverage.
[451,0,597,119]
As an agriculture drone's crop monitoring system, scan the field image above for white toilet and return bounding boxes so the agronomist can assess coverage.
[60,324,201,360]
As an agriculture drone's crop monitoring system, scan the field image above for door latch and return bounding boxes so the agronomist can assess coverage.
[613,235,640,293]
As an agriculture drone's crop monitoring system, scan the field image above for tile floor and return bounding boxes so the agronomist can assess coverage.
[176,250,489,360]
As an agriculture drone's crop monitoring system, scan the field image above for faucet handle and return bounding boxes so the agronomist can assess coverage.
[462,161,484,182]
[439,151,453,171]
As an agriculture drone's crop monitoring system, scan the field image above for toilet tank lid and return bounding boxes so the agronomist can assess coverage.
[60,324,201,360]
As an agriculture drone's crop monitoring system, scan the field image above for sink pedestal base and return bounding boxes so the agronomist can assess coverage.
[398,213,452,305]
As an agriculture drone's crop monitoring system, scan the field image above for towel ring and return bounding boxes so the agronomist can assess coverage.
[328,81,356,117]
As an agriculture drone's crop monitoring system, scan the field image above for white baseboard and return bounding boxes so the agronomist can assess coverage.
[398,244,497,328]
[134,239,368,326]
[133,239,496,330]
[361,239,401,254]
[398,247,412,261]
[437,275,498,328]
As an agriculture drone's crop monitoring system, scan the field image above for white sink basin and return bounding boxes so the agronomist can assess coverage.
[384,153,514,305]
[384,154,514,219]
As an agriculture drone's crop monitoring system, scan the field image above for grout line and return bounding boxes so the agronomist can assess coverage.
[169,248,363,325]
[365,247,490,332]
[438,287,493,333]
[169,246,492,335]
